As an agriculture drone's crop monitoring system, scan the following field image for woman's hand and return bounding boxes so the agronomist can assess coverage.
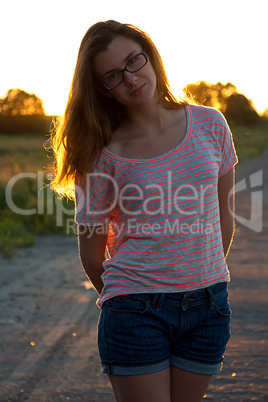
[78,224,108,294]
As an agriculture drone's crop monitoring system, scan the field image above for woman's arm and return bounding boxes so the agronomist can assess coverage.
[218,167,236,259]
[78,224,108,295]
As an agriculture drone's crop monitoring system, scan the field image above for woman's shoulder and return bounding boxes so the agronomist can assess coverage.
[188,103,228,126]
[188,103,225,120]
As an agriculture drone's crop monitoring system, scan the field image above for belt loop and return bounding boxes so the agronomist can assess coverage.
[151,293,160,308]
[155,293,165,311]
[207,286,214,310]
[151,293,165,311]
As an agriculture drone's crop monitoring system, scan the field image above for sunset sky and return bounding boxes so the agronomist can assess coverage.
[1,0,267,115]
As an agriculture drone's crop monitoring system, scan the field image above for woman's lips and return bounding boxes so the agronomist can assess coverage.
[130,83,146,96]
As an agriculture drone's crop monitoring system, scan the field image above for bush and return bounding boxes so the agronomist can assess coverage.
[0,178,75,258]
[0,209,35,258]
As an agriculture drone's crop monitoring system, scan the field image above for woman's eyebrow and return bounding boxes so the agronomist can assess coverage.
[123,50,137,62]
[103,50,138,77]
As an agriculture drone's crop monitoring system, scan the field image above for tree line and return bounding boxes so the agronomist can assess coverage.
[0,89,51,134]
[183,81,260,126]
[0,84,263,134]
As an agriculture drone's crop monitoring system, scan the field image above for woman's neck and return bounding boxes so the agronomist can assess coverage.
[124,101,174,136]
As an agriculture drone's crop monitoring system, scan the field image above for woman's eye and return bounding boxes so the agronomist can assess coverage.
[111,72,119,79]
[128,57,137,65]
[107,72,119,82]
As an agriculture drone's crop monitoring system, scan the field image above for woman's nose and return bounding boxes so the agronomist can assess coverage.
[123,71,138,85]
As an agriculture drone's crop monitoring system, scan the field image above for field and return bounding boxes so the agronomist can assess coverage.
[0,133,74,257]
[231,120,268,159]
[0,119,268,257]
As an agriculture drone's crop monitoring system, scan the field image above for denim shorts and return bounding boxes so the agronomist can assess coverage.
[97,282,231,376]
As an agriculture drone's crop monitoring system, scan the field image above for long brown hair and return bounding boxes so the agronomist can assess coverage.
[50,20,186,198]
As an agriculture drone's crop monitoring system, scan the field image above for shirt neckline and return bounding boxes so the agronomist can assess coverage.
[103,104,192,163]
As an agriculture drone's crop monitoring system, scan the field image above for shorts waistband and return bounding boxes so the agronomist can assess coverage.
[120,282,228,311]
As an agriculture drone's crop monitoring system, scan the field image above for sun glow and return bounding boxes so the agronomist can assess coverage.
[1,0,267,116]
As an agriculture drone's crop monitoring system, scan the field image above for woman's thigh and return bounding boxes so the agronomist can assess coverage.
[108,367,171,402]
[170,366,212,402]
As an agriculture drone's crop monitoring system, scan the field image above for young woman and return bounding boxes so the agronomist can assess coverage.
[51,20,238,402]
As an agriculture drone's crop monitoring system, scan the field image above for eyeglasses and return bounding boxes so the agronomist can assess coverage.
[102,52,148,90]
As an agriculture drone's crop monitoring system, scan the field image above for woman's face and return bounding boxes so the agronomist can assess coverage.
[93,36,158,108]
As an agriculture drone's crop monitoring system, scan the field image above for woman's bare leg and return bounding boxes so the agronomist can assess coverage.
[107,365,212,402]
[170,366,212,402]
[108,367,171,402]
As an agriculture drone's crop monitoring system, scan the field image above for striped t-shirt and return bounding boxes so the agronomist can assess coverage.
[75,104,238,306]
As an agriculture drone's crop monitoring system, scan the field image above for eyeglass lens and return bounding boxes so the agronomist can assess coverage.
[103,53,147,90]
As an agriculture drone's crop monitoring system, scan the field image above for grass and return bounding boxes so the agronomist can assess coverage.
[0,133,75,258]
[231,119,268,159]
[0,134,49,183]
[0,119,267,257]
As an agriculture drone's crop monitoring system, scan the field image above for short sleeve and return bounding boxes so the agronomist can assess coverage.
[75,168,117,226]
[218,116,238,177]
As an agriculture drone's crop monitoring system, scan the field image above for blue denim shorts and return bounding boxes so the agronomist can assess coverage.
[97,282,231,376]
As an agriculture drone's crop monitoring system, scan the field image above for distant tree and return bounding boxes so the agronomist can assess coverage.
[184,81,259,125]
[0,89,45,116]
[225,93,259,125]
[184,81,237,113]
[262,108,268,117]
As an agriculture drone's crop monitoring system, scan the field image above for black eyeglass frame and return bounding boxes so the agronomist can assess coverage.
[101,52,148,90]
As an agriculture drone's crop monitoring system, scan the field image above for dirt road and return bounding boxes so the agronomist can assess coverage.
[0,152,267,401]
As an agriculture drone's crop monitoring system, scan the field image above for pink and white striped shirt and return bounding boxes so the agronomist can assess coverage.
[75,104,238,306]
